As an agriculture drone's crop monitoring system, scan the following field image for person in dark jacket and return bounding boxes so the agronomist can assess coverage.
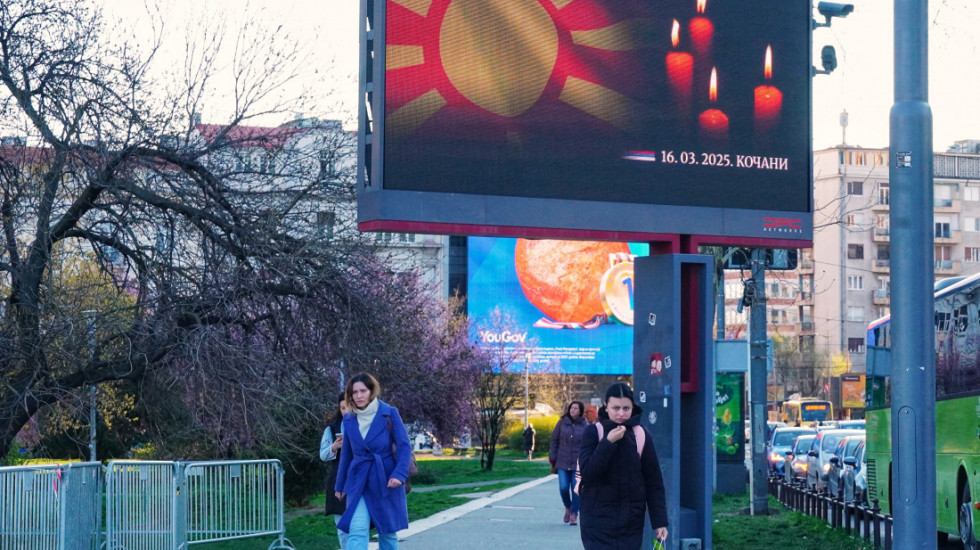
[319,391,350,549]
[523,423,536,459]
[334,373,411,550]
[549,400,588,525]
[578,382,668,549]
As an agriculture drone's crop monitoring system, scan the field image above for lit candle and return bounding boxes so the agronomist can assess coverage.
[698,67,728,139]
[754,45,783,133]
[665,20,693,116]
[689,0,713,58]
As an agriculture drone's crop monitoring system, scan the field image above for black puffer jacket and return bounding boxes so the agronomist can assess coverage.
[578,405,668,550]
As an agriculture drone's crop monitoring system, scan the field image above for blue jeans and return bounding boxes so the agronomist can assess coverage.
[347,497,399,550]
[333,515,349,549]
[557,469,579,513]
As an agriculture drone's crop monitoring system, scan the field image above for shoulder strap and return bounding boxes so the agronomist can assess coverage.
[595,423,644,457]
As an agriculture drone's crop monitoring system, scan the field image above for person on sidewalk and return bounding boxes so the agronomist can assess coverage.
[523,422,536,460]
[334,373,411,550]
[549,400,587,526]
[578,382,669,550]
[320,391,350,549]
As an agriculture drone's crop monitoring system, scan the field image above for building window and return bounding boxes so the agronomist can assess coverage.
[935,222,952,239]
[847,244,864,259]
[968,218,980,232]
[876,306,890,319]
[968,247,980,262]
[966,187,980,202]
[847,275,864,290]
[876,246,890,260]
[847,306,865,322]
[847,181,863,195]
[877,184,890,206]
[845,213,865,227]
[848,338,866,354]
[317,210,336,239]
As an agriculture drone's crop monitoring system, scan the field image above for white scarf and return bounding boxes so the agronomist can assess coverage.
[355,398,379,438]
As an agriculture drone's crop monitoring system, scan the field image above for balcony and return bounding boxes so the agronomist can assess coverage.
[934,230,962,244]
[873,288,890,305]
[871,259,891,274]
[798,258,814,273]
[872,197,890,211]
[935,260,962,275]
[798,321,815,334]
[872,227,890,243]
[934,198,961,213]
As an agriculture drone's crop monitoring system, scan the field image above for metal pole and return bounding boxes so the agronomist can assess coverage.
[85,311,97,462]
[524,360,529,429]
[890,0,935,547]
[748,249,768,515]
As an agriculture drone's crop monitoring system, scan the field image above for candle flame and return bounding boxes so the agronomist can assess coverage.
[671,19,680,47]
[765,45,773,80]
[709,67,717,102]
[697,0,707,14]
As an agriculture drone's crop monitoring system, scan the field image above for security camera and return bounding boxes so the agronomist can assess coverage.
[817,2,854,18]
[813,45,838,76]
[814,2,854,28]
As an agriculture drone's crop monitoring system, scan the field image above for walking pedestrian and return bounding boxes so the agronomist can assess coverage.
[578,382,668,549]
[320,391,351,549]
[523,422,536,460]
[583,403,599,424]
[549,400,587,525]
[334,373,411,550]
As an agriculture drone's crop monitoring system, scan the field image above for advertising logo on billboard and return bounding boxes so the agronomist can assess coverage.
[468,237,648,374]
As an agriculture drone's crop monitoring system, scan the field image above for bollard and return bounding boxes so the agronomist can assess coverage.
[884,514,892,550]
[843,500,852,535]
[872,499,882,549]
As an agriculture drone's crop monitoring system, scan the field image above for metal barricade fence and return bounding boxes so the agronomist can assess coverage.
[180,460,292,549]
[104,461,178,550]
[103,459,295,550]
[0,461,103,550]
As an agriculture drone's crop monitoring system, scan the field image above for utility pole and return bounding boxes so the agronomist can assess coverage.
[748,249,768,515]
[84,310,97,463]
[890,1,935,547]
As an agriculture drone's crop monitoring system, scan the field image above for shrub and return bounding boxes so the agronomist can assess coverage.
[505,415,559,454]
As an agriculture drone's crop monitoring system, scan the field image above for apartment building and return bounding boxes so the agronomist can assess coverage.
[800,142,980,373]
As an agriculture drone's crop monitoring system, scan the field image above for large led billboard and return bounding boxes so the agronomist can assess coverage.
[468,237,648,374]
[359,0,813,244]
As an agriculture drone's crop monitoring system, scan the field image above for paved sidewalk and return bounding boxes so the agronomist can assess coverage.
[385,475,583,549]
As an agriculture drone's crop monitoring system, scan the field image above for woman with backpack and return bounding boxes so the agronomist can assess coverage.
[578,382,668,549]
[334,373,411,550]
[549,400,588,525]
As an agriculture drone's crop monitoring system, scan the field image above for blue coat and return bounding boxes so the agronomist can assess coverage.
[334,400,411,534]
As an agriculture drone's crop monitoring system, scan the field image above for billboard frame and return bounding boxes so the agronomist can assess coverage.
[359,0,814,248]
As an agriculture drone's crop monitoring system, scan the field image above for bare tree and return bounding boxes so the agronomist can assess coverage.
[470,309,532,471]
[0,0,476,466]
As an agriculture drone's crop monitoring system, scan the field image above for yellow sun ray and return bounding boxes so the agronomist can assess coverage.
[570,19,655,51]
[387,89,447,136]
[390,0,432,18]
[387,45,425,70]
[548,0,576,9]
[558,77,641,133]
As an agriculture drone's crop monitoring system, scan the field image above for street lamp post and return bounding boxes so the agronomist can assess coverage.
[524,356,530,429]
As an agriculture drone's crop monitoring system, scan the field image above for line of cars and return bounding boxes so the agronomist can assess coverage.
[766,420,868,503]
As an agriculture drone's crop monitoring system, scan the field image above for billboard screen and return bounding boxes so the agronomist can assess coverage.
[359,0,813,243]
[468,237,648,374]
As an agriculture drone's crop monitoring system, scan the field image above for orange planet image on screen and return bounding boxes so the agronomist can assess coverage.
[514,239,631,324]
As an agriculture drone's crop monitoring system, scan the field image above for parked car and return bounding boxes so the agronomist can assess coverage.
[841,440,868,504]
[837,419,866,430]
[785,434,816,481]
[826,434,865,498]
[805,429,864,491]
[767,427,816,475]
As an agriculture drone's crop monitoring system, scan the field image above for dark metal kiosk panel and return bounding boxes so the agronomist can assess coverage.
[634,254,714,550]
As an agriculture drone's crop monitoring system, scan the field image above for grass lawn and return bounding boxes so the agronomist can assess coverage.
[713,492,870,550]
[412,454,550,486]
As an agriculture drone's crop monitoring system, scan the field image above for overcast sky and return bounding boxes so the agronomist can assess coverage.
[100,0,980,151]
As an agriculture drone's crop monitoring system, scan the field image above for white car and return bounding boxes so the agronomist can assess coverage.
[804,429,864,491]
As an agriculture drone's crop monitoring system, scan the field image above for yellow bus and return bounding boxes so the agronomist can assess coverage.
[781,398,833,426]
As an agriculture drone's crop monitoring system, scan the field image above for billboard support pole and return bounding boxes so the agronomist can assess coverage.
[748,249,768,514]
[889,0,935,546]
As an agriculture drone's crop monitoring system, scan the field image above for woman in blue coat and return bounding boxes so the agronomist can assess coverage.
[334,373,411,550]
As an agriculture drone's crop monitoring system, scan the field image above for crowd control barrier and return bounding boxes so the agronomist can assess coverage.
[0,461,104,550]
[103,459,294,550]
